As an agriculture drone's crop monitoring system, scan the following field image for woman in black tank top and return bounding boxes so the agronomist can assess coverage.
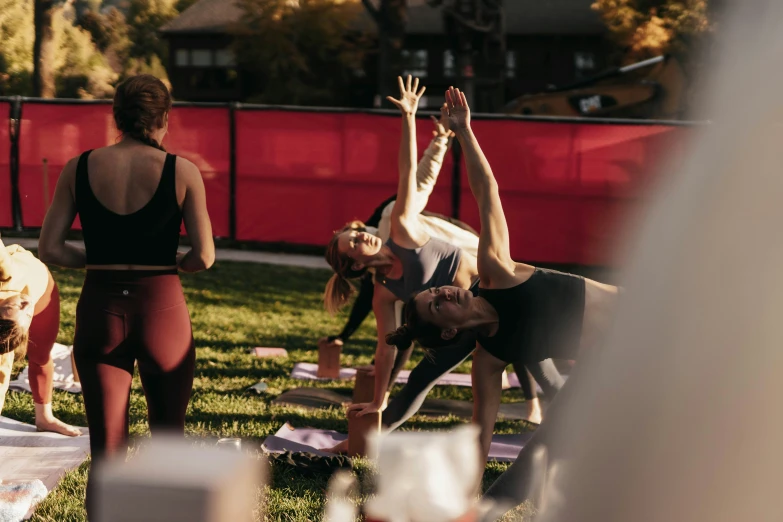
[385,88,621,514]
[319,77,565,458]
[38,74,215,517]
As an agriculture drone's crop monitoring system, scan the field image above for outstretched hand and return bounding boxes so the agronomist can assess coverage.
[430,103,454,138]
[445,86,470,130]
[387,75,426,116]
[346,401,382,417]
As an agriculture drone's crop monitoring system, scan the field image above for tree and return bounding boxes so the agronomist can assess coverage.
[232,0,370,106]
[52,5,117,98]
[361,0,407,106]
[78,6,132,73]
[33,0,66,97]
[126,0,178,73]
[592,0,712,63]
[0,0,34,95]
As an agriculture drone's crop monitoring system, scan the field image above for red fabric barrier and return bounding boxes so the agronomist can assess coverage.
[236,110,688,265]
[458,120,689,265]
[17,103,230,237]
[14,101,690,266]
[166,107,231,238]
[235,110,451,244]
[0,102,12,227]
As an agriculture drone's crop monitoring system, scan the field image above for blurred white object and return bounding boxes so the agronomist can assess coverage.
[93,436,266,522]
[0,479,47,522]
[216,438,242,451]
[532,2,783,522]
[323,470,358,522]
[365,425,480,522]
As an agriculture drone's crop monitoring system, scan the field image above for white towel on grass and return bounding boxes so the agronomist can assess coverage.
[9,344,81,395]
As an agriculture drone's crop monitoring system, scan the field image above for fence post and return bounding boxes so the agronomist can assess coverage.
[450,138,462,220]
[9,96,22,231]
[229,102,238,241]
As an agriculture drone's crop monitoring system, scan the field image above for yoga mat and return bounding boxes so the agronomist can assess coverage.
[261,423,533,463]
[0,416,90,519]
[253,347,288,358]
[291,362,522,389]
[272,387,540,422]
[10,343,81,395]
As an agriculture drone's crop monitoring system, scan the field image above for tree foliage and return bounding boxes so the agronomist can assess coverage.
[0,0,35,94]
[592,0,713,62]
[232,0,371,105]
[125,0,178,68]
[52,6,117,98]
[1,0,116,97]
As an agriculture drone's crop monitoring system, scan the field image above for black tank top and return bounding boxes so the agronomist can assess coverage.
[477,268,586,364]
[75,150,182,266]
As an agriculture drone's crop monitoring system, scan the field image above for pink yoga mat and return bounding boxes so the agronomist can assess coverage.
[253,347,288,358]
[290,362,522,389]
[261,423,533,463]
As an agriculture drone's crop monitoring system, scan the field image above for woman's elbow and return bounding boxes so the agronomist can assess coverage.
[194,250,215,271]
[202,250,215,270]
[37,243,57,264]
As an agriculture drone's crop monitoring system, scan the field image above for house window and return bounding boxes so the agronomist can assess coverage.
[506,51,517,78]
[402,49,428,77]
[175,49,189,67]
[191,49,213,67]
[443,50,455,77]
[215,49,236,67]
[575,52,596,77]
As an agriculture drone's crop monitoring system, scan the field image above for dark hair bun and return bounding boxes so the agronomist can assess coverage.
[385,325,413,350]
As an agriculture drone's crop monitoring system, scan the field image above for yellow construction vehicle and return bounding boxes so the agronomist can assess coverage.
[503,55,687,120]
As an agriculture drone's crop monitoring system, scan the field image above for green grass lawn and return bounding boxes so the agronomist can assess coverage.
[4,261,535,521]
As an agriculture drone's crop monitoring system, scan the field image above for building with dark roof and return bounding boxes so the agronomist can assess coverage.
[160,0,610,108]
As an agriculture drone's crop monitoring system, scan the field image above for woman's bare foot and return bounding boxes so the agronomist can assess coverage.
[322,439,349,454]
[525,397,543,425]
[35,403,81,437]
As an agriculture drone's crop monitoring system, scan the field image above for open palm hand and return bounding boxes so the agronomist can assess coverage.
[446,86,471,129]
[387,75,426,116]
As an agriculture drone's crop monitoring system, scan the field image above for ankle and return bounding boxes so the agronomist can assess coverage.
[34,402,55,421]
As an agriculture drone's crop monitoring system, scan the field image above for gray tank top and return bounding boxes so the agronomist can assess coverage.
[378,237,463,300]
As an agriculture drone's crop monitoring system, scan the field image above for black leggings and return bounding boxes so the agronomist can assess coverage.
[74,270,195,515]
[382,332,478,430]
[515,359,566,401]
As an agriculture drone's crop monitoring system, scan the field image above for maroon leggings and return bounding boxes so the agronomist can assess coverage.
[73,270,195,512]
[27,271,59,404]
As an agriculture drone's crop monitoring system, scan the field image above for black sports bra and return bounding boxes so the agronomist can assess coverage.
[74,150,182,266]
[477,268,586,363]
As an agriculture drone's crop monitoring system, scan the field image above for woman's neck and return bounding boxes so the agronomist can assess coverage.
[470,297,500,337]
[370,246,398,276]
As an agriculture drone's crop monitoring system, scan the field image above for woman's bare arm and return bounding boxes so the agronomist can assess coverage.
[177,158,215,273]
[347,283,399,416]
[446,87,515,286]
[471,345,506,491]
[39,158,86,268]
[387,76,430,248]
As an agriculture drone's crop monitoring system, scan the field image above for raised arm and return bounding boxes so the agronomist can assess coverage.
[177,158,215,273]
[414,104,453,198]
[347,283,399,417]
[446,87,515,285]
[39,158,86,268]
[387,76,429,248]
